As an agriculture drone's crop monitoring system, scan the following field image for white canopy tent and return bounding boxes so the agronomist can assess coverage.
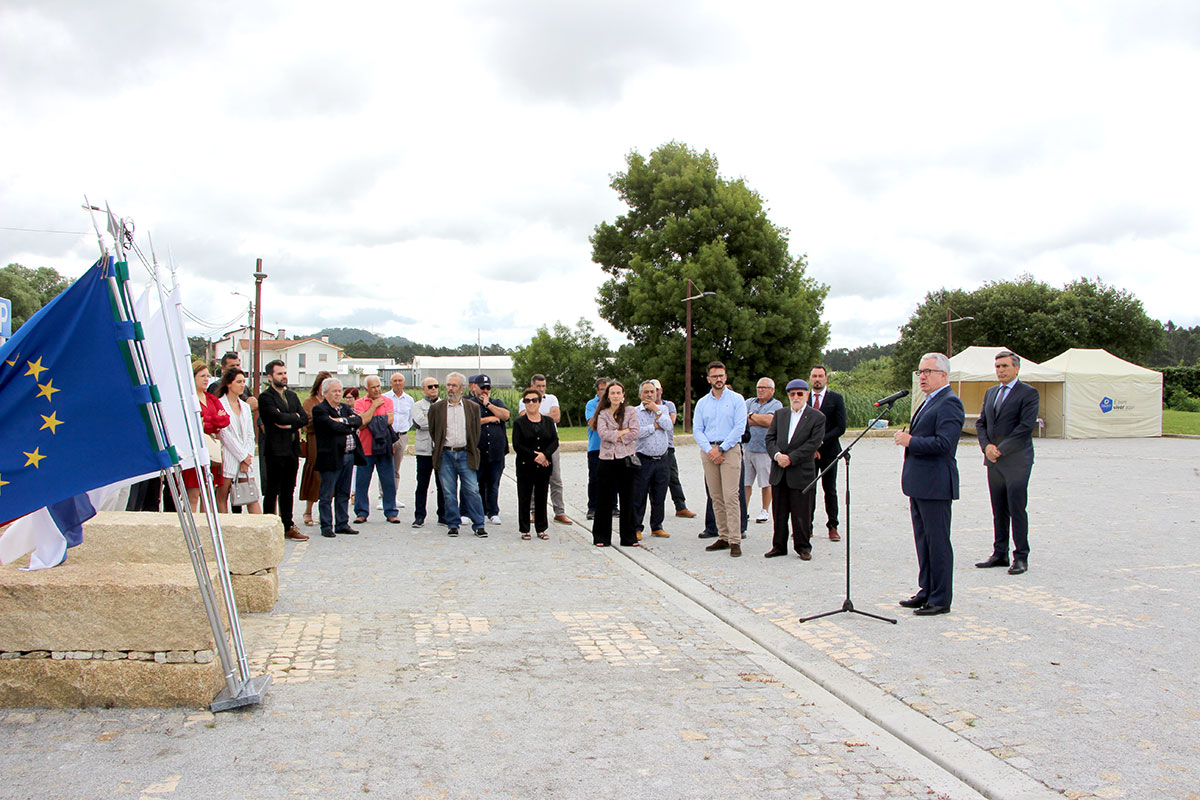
[1040,349,1162,438]
[910,346,1066,437]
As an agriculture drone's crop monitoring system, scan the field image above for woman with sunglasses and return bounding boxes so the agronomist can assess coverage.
[512,388,559,540]
[590,380,640,547]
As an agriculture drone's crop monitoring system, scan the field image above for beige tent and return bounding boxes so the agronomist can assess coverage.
[1040,348,1162,438]
[910,346,1066,437]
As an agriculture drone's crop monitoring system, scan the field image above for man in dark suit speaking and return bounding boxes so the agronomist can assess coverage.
[763,379,825,560]
[894,353,964,617]
[974,350,1039,575]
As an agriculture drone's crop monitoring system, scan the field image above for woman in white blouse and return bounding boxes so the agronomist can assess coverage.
[214,368,262,514]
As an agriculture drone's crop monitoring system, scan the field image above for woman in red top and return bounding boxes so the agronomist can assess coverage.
[185,360,230,511]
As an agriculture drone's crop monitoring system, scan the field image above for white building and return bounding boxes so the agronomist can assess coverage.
[411,355,515,388]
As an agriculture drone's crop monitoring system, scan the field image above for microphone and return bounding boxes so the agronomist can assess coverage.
[873,389,910,407]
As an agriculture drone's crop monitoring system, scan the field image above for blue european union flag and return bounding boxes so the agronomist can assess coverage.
[0,258,172,524]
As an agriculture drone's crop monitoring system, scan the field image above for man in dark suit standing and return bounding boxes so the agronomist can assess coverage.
[894,353,964,616]
[808,365,847,542]
[764,379,825,560]
[974,350,1039,575]
[258,359,309,541]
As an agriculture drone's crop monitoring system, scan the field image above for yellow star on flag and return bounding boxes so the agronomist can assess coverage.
[36,379,59,401]
[0,474,9,494]
[24,448,46,468]
[40,412,64,433]
[3,352,19,367]
[24,356,48,380]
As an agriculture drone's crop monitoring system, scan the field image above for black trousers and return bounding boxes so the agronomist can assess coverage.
[587,450,618,513]
[517,463,552,533]
[667,447,687,510]
[593,458,637,546]
[632,455,669,533]
[414,454,446,524]
[772,481,815,554]
[262,454,299,528]
[987,462,1031,560]
[911,497,954,608]
[810,454,840,530]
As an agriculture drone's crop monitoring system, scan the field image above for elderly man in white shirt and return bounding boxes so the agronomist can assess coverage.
[381,373,415,511]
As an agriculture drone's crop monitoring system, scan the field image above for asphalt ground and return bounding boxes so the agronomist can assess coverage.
[1,434,1196,799]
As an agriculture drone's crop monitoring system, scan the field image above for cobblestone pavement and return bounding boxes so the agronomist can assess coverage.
[0,465,988,799]
[2,436,1194,799]
[554,436,1200,800]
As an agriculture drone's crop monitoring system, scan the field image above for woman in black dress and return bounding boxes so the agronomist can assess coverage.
[512,387,558,540]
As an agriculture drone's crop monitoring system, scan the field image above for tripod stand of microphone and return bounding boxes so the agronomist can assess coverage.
[798,391,908,625]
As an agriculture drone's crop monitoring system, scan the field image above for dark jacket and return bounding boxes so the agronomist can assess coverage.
[311,400,363,473]
[367,414,398,461]
[512,415,558,472]
[902,388,965,501]
[257,387,308,458]
[810,389,846,461]
[468,394,510,461]
[765,406,825,489]
[428,398,482,471]
[976,380,1038,475]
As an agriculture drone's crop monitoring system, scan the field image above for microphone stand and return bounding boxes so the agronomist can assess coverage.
[799,400,898,625]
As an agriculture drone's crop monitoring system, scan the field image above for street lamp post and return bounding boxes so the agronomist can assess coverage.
[681,279,717,433]
[252,260,268,394]
[942,306,974,357]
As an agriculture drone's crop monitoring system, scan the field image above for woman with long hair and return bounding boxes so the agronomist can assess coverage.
[298,370,332,525]
[590,380,640,547]
[512,387,558,540]
[214,368,262,514]
[184,360,230,512]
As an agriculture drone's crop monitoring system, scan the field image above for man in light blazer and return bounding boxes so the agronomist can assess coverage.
[974,350,1039,575]
[763,379,826,560]
[894,353,965,616]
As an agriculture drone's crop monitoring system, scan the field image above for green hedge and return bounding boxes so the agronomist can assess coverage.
[1163,366,1200,403]
[840,388,911,428]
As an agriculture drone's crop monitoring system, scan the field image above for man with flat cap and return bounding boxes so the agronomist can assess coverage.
[764,379,825,560]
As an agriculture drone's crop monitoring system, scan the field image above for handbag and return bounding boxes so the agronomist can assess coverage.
[623,453,641,469]
[204,434,222,464]
[231,473,261,506]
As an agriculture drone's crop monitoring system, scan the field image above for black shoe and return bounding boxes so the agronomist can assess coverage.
[334,527,359,535]
[474,529,488,538]
[764,549,787,558]
[705,539,730,551]
[914,604,950,616]
[586,510,595,520]
[698,531,718,539]
[412,519,424,528]
[975,554,1010,568]
[447,528,459,537]
[898,595,927,609]
[321,530,336,538]
[1008,559,1027,575]
[612,508,621,517]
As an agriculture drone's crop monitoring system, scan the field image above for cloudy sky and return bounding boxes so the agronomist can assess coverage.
[3,0,1197,351]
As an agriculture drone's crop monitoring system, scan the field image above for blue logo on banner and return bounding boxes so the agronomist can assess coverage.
[1099,397,1114,413]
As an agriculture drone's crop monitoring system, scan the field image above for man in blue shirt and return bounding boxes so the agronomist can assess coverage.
[585,377,616,520]
[633,381,674,539]
[693,361,747,557]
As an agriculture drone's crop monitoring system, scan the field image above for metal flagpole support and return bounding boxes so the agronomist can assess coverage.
[85,201,269,710]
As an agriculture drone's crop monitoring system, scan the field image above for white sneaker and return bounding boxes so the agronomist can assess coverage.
[462,516,471,526]
[397,501,406,508]
[377,500,383,511]
[487,515,502,525]
[755,509,770,523]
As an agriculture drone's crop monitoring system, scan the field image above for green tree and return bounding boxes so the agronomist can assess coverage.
[891,276,1162,386]
[0,263,70,332]
[591,141,828,404]
[511,319,611,427]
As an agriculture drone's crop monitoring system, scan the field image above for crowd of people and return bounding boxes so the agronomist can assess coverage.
[128,348,1037,618]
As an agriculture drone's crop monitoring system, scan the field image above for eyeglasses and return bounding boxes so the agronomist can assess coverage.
[917,369,946,376]
[523,397,541,404]
[425,383,439,388]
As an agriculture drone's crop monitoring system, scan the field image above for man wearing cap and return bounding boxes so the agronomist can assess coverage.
[764,379,825,560]
[468,373,510,525]
[382,373,414,513]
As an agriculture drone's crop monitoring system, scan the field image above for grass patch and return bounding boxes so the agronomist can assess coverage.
[1163,409,1200,435]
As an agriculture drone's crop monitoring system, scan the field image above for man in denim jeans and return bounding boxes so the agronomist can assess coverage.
[428,372,487,538]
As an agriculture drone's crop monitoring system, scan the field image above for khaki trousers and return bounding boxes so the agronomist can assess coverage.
[701,445,743,543]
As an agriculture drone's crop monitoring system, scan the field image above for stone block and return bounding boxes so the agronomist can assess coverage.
[0,561,220,653]
[0,657,223,707]
[231,569,278,613]
[70,511,284,575]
